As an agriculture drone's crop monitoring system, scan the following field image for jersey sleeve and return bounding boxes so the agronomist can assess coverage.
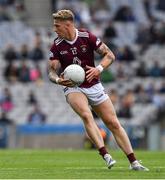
[88,31,102,50]
[49,43,60,60]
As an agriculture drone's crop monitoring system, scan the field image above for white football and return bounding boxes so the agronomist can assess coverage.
[64,64,85,85]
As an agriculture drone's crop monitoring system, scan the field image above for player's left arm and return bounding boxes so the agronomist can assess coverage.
[96,42,115,68]
[86,43,115,82]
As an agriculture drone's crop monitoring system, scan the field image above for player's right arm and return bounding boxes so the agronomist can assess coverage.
[48,59,75,87]
[48,59,61,84]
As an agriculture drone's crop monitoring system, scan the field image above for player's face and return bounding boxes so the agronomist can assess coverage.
[53,20,68,38]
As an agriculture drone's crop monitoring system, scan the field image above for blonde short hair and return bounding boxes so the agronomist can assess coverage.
[52,9,74,21]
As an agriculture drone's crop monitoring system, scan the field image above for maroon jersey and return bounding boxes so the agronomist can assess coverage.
[49,29,102,88]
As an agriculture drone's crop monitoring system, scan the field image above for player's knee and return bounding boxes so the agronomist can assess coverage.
[111,121,121,131]
[107,117,121,132]
[81,111,93,123]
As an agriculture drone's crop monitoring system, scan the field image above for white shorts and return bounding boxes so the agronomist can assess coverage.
[63,83,109,106]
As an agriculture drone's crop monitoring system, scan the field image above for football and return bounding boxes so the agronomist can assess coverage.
[64,64,85,85]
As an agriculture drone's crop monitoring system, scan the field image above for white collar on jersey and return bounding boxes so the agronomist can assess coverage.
[65,29,78,45]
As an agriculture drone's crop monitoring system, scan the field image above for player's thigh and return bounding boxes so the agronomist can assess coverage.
[92,98,120,127]
[67,92,92,119]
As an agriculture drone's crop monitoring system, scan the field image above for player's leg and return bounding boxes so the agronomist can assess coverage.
[92,98,149,171]
[92,98,133,155]
[67,92,104,149]
[66,92,116,168]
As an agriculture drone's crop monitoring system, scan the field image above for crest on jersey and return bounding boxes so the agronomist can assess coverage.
[80,45,87,53]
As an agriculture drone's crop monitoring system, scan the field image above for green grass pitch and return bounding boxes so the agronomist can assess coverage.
[0,149,164,179]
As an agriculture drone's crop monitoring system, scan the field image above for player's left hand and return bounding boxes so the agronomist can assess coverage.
[86,65,100,83]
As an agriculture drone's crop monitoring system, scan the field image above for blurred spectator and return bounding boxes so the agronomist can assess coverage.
[115,62,127,80]
[136,61,148,77]
[27,105,46,125]
[3,44,18,62]
[117,90,135,118]
[149,61,162,77]
[0,111,13,125]
[27,90,38,105]
[117,97,132,118]
[123,89,135,106]
[30,64,43,83]
[114,5,135,22]
[134,84,151,103]
[103,20,117,39]
[117,46,135,62]
[18,44,30,60]
[18,61,30,83]
[0,87,14,112]
[159,81,165,93]
[3,61,19,83]
[29,32,44,61]
[30,43,44,62]
[136,25,150,53]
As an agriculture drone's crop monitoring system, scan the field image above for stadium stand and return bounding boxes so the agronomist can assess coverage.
[0,0,165,133]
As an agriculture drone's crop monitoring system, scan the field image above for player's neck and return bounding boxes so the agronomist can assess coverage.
[66,28,76,41]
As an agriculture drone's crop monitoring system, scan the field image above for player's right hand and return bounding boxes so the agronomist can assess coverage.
[58,73,76,87]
